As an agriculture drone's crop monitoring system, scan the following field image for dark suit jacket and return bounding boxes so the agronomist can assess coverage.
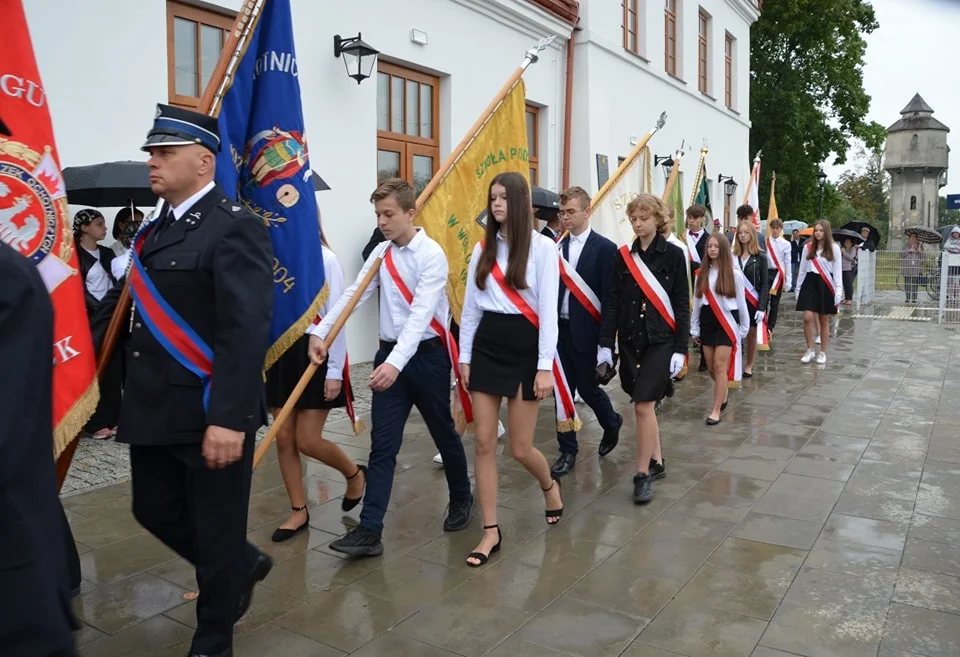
[540,225,560,242]
[116,186,274,446]
[0,243,77,657]
[559,230,617,354]
[77,243,117,317]
[362,227,386,261]
[684,230,709,275]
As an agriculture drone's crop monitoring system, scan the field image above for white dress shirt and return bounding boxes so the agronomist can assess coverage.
[560,227,591,318]
[314,245,347,380]
[459,229,559,371]
[83,248,110,302]
[795,243,843,301]
[666,232,692,289]
[169,180,215,220]
[691,265,750,338]
[308,229,448,372]
[111,249,130,281]
[765,234,793,290]
[685,230,704,263]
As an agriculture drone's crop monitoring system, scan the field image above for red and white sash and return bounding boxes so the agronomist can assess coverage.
[808,245,837,298]
[618,245,676,331]
[310,315,363,433]
[740,271,770,351]
[704,283,742,387]
[483,251,580,432]
[558,242,601,322]
[382,247,474,423]
[686,232,703,265]
[768,237,786,295]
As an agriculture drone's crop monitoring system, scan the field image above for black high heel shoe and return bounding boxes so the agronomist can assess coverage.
[271,505,309,543]
[465,524,501,568]
[543,476,564,524]
[342,464,368,512]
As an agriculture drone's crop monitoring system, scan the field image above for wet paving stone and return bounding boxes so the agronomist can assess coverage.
[60,312,960,656]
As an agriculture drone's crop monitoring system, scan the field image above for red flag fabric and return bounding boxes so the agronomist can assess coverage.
[0,0,99,457]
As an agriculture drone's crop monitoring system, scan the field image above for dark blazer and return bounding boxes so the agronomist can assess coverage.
[0,243,77,657]
[684,230,709,274]
[791,239,803,265]
[737,251,770,310]
[559,229,617,353]
[77,243,117,316]
[362,226,386,261]
[600,234,690,354]
[540,225,560,242]
[116,186,274,446]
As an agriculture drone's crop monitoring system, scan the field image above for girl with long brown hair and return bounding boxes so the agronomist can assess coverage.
[265,222,367,542]
[458,171,563,567]
[795,219,843,364]
[691,234,749,424]
[733,221,769,377]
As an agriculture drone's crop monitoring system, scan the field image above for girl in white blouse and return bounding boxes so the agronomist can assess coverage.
[795,219,843,364]
[264,229,366,542]
[691,234,749,425]
[459,171,563,567]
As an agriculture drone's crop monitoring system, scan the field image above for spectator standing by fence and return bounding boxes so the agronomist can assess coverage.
[841,239,858,305]
[901,233,922,304]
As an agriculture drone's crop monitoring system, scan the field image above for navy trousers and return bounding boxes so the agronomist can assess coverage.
[555,322,620,455]
[360,341,471,534]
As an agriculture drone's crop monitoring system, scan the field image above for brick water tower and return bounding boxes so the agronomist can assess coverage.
[884,93,950,249]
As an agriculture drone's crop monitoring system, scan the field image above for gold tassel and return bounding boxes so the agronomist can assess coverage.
[263,284,330,371]
[351,419,367,435]
[676,364,689,380]
[757,344,771,351]
[556,418,582,433]
[727,380,741,390]
[53,379,100,459]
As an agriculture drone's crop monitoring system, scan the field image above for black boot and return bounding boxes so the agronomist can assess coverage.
[633,473,653,504]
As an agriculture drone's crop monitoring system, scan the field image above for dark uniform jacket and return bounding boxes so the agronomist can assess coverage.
[736,251,770,311]
[600,233,690,354]
[0,242,77,657]
[558,229,616,354]
[77,243,117,316]
[116,186,273,446]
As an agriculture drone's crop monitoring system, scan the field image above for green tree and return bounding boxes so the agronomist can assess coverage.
[750,0,884,222]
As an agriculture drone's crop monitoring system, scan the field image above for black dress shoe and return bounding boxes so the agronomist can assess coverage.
[698,360,708,372]
[271,506,309,543]
[654,399,663,415]
[598,414,623,457]
[236,551,273,622]
[633,473,653,504]
[550,452,576,477]
[188,651,231,657]
[444,493,474,532]
[329,526,384,557]
[705,416,721,426]
[649,458,666,480]
[341,464,367,512]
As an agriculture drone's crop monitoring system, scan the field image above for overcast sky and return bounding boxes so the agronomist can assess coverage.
[824,0,958,196]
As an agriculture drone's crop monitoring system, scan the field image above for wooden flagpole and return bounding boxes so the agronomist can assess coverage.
[688,146,708,208]
[56,0,268,491]
[591,112,667,208]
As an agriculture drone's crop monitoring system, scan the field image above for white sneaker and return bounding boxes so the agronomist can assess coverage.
[815,335,821,345]
[434,420,507,465]
[800,349,816,363]
[815,352,827,364]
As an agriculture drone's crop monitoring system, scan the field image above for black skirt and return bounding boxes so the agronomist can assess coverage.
[618,332,673,403]
[264,334,347,410]
[796,274,838,315]
[700,305,739,348]
[468,312,538,401]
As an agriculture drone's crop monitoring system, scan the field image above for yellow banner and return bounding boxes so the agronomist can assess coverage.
[416,80,530,322]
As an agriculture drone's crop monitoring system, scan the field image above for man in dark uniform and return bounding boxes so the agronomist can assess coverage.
[117,104,274,657]
[0,241,79,657]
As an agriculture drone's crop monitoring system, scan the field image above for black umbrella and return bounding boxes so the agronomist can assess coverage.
[311,170,330,191]
[937,225,959,242]
[833,228,864,245]
[532,186,559,211]
[904,226,943,244]
[62,160,157,207]
[840,221,879,246]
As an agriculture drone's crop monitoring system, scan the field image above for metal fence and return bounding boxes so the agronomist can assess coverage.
[855,249,960,323]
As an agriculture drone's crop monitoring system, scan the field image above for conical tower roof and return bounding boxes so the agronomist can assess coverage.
[888,93,949,133]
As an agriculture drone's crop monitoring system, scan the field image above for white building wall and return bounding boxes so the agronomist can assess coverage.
[22,0,757,362]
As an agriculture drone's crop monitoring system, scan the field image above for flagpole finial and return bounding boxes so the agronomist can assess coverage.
[524,35,557,66]
[654,112,667,132]
[754,149,763,162]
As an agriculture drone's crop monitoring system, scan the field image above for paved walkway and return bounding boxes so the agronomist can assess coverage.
[66,305,960,657]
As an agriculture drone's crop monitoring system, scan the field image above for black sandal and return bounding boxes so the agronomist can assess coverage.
[465,524,501,568]
[543,477,564,524]
[341,464,368,512]
[271,505,309,543]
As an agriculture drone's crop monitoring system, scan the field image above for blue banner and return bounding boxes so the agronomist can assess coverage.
[215,0,324,368]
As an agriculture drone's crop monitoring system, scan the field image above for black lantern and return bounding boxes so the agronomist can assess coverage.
[654,154,675,180]
[817,168,827,218]
[718,174,737,198]
[333,33,380,84]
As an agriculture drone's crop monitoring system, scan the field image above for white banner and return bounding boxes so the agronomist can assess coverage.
[590,147,652,248]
